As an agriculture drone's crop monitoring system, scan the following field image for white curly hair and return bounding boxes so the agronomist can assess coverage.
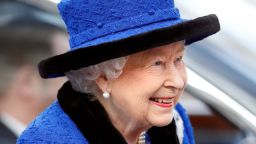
[65,56,128,99]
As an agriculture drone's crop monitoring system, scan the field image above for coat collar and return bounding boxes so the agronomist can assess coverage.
[57,82,179,144]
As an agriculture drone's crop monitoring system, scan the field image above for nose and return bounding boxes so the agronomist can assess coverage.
[163,66,186,90]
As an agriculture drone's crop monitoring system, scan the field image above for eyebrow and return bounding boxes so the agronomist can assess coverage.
[151,44,185,56]
[138,41,185,62]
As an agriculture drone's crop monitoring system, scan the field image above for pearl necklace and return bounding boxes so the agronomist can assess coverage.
[137,131,146,144]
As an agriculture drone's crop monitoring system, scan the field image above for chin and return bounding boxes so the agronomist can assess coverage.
[150,112,174,127]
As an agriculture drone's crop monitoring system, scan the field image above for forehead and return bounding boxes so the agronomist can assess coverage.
[124,41,185,68]
[141,41,185,57]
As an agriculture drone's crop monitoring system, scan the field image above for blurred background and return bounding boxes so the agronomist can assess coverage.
[0,0,255,144]
[176,0,256,144]
[0,0,68,143]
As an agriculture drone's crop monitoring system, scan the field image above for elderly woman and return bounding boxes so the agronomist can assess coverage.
[17,0,220,144]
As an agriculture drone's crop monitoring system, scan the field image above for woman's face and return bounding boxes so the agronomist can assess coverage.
[100,41,187,128]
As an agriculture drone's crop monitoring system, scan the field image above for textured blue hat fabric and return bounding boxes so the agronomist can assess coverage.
[58,0,181,49]
[39,0,220,78]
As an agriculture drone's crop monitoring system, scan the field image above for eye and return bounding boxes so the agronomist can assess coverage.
[176,56,183,63]
[153,60,164,66]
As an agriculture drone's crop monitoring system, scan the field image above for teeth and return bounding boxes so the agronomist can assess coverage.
[163,99,172,103]
[151,98,173,104]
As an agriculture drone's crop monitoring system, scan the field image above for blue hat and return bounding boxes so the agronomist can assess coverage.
[39,0,220,78]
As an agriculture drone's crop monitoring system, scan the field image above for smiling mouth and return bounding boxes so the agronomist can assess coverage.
[149,97,174,107]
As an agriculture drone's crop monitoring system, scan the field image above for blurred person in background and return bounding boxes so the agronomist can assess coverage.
[0,29,68,144]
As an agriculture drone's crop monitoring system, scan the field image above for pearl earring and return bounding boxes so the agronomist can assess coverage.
[102,91,110,99]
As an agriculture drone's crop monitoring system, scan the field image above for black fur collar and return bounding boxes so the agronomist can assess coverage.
[57,82,179,144]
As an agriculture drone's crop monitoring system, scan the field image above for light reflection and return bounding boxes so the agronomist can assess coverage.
[47,0,61,4]
[187,68,256,132]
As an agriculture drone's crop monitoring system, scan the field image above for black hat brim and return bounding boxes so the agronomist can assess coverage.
[39,14,220,78]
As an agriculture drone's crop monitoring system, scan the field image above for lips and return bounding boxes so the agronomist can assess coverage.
[149,97,174,108]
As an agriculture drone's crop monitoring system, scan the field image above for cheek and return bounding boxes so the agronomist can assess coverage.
[121,70,164,96]
[111,70,164,107]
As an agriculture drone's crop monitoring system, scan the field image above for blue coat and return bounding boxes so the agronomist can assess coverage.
[17,82,195,144]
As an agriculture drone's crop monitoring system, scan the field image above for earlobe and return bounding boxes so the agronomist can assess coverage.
[96,75,112,99]
[95,75,110,93]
